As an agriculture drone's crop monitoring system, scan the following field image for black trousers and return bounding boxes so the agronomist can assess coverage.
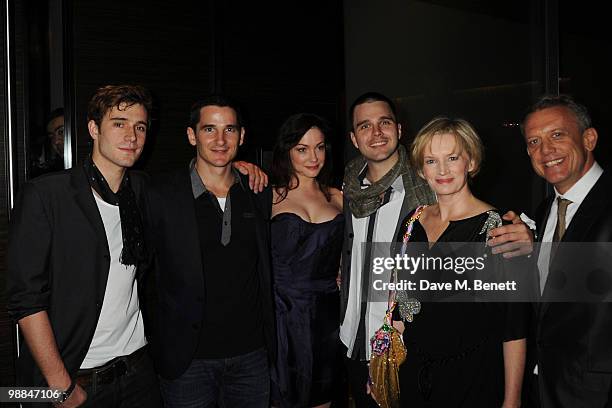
[344,355,378,408]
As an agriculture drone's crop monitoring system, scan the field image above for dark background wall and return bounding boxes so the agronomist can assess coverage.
[344,0,546,215]
[71,0,215,173]
[343,0,612,216]
[558,1,612,168]
[69,0,345,180]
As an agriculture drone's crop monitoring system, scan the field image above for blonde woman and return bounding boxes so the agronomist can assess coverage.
[392,117,527,408]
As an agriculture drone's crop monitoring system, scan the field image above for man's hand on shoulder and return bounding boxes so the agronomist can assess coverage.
[487,211,534,258]
[329,187,343,211]
[233,161,268,193]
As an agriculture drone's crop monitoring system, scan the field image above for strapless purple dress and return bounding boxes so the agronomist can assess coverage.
[270,212,344,407]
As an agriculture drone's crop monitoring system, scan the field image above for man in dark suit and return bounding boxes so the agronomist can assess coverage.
[146,95,276,407]
[522,94,612,407]
[8,85,162,407]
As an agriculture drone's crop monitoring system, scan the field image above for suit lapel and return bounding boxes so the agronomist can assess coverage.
[392,180,415,243]
[562,173,609,242]
[177,169,205,277]
[70,166,111,291]
[539,171,609,319]
[71,167,108,247]
[532,196,552,304]
[340,194,353,319]
[531,195,552,323]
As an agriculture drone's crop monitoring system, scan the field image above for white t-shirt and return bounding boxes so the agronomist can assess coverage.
[81,193,147,368]
[217,197,226,211]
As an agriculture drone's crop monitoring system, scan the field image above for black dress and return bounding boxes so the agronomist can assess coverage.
[270,212,344,407]
[395,209,528,407]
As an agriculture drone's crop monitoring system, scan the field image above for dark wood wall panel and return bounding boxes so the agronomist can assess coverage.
[221,0,345,174]
[71,0,344,175]
[71,0,214,174]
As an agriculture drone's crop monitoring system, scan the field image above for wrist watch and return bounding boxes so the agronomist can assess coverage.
[57,379,76,404]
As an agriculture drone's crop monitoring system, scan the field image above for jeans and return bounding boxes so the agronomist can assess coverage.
[80,347,162,408]
[160,347,270,408]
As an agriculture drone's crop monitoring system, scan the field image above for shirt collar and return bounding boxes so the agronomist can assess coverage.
[357,164,405,193]
[189,158,242,199]
[555,161,603,204]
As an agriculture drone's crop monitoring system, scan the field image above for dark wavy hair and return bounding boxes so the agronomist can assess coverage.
[87,84,153,128]
[271,113,333,203]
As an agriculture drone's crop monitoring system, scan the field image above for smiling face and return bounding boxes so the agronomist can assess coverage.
[289,127,326,180]
[421,132,474,197]
[524,106,597,194]
[88,102,148,174]
[187,105,244,169]
[350,100,401,165]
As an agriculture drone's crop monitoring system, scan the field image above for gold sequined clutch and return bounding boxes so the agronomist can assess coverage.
[369,304,406,408]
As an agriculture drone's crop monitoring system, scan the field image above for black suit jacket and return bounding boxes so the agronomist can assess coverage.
[7,166,150,386]
[145,168,276,380]
[531,169,612,407]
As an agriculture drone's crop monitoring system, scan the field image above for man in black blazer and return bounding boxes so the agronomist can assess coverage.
[522,94,612,407]
[8,85,162,407]
[146,95,276,407]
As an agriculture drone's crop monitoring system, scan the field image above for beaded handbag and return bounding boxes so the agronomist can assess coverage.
[368,302,406,408]
[368,205,427,407]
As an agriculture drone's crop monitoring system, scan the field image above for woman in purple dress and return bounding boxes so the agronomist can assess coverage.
[270,113,343,408]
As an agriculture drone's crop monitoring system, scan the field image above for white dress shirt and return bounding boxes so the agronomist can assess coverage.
[340,173,405,360]
[537,161,603,292]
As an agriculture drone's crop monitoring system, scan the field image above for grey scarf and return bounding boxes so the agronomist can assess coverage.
[344,145,433,218]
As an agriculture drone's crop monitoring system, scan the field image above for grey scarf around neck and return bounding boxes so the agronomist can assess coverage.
[343,145,435,218]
